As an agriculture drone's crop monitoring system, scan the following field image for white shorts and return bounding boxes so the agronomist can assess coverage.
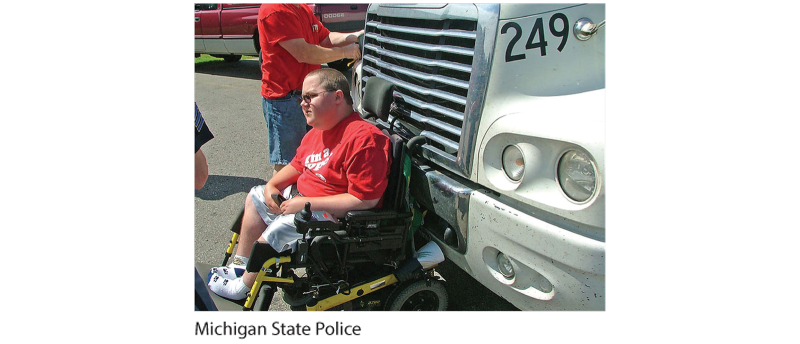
[249,184,303,253]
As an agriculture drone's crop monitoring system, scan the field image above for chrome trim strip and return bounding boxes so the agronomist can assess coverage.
[365,32,474,57]
[364,44,472,73]
[422,168,473,242]
[366,20,477,39]
[221,5,260,9]
[362,66,467,105]
[456,4,499,178]
[195,35,252,39]
[363,55,469,90]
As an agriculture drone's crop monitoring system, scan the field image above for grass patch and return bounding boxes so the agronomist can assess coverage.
[195,54,258,64]
[195,54,224,64]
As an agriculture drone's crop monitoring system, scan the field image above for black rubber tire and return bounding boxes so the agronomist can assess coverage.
[387,279,448,311]
[282,289,313,307]
[253,284,275,311]
[223,55,242,63]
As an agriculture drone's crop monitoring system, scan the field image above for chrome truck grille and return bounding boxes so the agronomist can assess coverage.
[360,5,497,178]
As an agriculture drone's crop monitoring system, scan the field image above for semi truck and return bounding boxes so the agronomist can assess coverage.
[351,3,606,310]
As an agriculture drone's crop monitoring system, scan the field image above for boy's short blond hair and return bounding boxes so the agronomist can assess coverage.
[307,68,353,105]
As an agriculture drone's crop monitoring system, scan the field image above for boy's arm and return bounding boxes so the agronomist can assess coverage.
[279,193,379,219]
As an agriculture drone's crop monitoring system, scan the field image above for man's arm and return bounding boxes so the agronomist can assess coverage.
[320,30,364,48]
[278,38,361,65]
[279,193,380,219]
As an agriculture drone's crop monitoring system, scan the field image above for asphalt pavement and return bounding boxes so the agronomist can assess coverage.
[194,57,518,311]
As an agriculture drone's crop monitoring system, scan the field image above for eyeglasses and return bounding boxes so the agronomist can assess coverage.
[297,90,334,105]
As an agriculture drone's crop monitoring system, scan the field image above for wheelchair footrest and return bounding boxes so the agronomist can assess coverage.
[246,241,280,273]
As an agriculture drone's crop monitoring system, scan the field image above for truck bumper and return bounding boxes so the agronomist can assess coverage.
[466,191,604,310]
[426,188,605,311]
[411,164,605,310]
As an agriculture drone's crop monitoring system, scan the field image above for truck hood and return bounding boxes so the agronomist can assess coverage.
[372,3,582,20]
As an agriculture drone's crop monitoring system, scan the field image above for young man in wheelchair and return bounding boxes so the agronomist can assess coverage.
[207,68,392,300]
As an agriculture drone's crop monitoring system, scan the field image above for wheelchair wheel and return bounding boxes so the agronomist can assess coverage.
[282,289,313,308]
[252,284,275,311]
[387,279,447,311]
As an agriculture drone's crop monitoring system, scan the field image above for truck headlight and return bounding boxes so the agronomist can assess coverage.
[557,150,597,203]
[502,145,525,182]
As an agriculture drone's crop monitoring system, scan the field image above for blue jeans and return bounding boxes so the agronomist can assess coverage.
[263,94,308,165]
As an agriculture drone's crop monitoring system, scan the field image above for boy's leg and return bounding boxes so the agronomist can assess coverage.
[210,185,273,279]
[208,215,299,300]
[235,192,269,258]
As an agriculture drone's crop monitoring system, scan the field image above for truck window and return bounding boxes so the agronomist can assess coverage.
[195,4,218,11]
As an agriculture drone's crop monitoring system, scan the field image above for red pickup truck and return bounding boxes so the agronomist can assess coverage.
[195,3,367,71]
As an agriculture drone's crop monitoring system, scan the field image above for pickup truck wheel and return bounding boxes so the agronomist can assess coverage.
[326,59,352,72]
[223,55,242,63]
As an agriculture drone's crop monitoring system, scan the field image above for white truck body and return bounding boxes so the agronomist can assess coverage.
[353,3,605,310]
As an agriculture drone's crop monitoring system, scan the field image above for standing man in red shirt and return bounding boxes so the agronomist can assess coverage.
[258,4,363,180]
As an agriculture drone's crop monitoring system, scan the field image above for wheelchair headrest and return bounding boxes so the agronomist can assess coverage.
[362,77,395,122]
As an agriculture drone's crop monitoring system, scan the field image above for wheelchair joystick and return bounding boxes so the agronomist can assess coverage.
[295,202,314,234]
[300,202,312,220]
[294,202,314,264]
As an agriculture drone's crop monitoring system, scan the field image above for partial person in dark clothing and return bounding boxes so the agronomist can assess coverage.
[195,103,214,190]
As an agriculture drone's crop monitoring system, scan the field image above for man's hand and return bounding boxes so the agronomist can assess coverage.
[342,43,361,61]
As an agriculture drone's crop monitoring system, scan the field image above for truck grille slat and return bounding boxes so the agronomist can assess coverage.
[408,110,462,137]
[421,131,460,152]
[361,76,466,123]
[364,32,474,57]
[363,55,469,90]
[394,90,464,122]
[365,20,477,40]
[363,44,473,74]
[362,65,467,105]
[362,11,478,166]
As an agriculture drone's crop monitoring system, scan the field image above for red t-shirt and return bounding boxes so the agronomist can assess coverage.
[290,112,391,205]
[258,4,331,99]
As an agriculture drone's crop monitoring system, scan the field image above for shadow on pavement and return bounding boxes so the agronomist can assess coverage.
[194,59,262,81]
[195,175,266,201]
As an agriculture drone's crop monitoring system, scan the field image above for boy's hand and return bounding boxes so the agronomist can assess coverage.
[279,196,307,215]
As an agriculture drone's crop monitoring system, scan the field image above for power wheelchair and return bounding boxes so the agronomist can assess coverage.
[217,77,448,311]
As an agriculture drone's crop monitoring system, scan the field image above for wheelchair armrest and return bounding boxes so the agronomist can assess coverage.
[345,209,412,222]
